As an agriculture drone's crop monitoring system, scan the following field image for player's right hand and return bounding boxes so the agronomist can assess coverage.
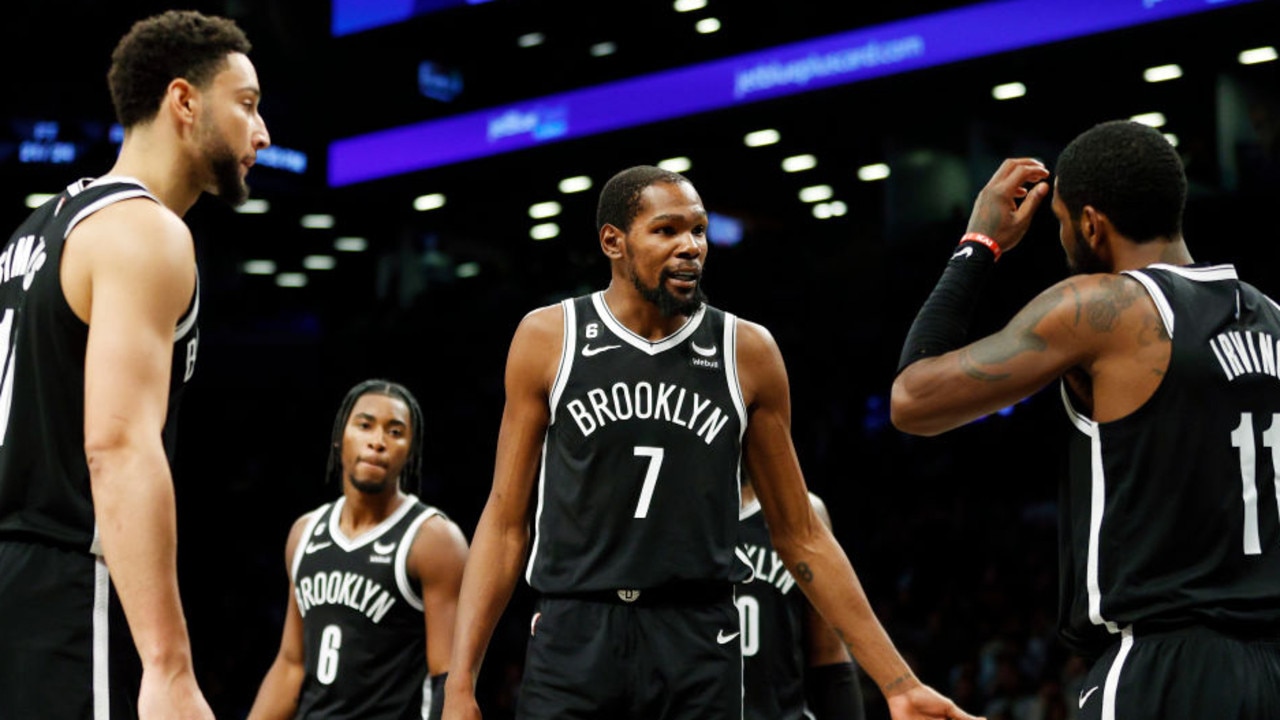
[137,666,215,720]
[965,157,1051,256]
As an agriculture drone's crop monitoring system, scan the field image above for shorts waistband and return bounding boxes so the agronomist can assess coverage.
[540,582,733,607]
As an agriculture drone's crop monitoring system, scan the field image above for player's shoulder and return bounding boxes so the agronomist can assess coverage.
[514,301,566,339]
[730,315,780,354]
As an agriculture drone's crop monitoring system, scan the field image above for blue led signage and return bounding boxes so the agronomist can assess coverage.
[328,0,1258,187]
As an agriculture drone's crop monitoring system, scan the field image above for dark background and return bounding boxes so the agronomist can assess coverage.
[3,1,1279,718]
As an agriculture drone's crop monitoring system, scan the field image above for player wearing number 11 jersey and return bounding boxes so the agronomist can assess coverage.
[893,120,1280,719]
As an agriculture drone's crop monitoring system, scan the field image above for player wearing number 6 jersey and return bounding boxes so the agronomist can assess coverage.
[893,120,1280,719]
[443,165,978,720]
[248,379,469,720]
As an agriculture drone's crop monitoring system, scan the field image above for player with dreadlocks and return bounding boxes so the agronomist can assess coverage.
[249,379,469,720]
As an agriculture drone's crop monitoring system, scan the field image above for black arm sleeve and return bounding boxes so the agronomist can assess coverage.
[895,240,997,375]
[804,661,865,720]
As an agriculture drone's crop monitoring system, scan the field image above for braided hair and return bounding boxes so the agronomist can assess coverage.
[325,379,425,493]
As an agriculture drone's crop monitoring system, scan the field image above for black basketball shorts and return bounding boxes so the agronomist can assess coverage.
[516,586,743,720]
[0,540,140,719]
[1076,625,1280,720]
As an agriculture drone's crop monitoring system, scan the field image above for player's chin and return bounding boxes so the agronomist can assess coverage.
[349,476,391,494]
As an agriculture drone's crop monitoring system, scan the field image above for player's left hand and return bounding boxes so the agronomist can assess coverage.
[887,682,986,720]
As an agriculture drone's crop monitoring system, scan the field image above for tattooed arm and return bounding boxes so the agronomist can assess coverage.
[738,320,982,720]
[891,270,1165,435]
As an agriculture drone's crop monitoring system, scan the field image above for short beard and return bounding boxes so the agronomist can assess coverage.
[1066,225,1108,275]
[209,145,250,206]
[631,266,706,318]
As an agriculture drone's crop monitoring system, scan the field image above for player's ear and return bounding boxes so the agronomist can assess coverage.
[1082,205,1117,262]
[600,224,625,259]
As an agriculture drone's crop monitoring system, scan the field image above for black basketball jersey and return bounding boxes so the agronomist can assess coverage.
[1059,263,1280,657]
[525,292,750,592]
[738,497,812,720]
[292,495,440,720]
[0,177,198,553]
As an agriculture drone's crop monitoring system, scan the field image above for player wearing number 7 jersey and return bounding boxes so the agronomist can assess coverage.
[443,165,979,720]
[892,120,1280,719]
[248,379,469,720]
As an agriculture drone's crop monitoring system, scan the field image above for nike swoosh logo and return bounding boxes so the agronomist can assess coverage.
[952,245,974,260]
[691,341,717,357]
[716,630,740,645]
[304,541,332,554]
[1078,685,1099,708]
[581,344,621,357]
[372,541,396,555]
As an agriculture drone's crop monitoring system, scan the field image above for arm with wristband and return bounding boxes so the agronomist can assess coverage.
[891,157,1060,436]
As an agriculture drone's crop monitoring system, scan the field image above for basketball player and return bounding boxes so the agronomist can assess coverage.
[248,379,469,720]
[443,166,979,720]
[892,119,1280,719]
[739,477,866,720]
[0,10,269,719]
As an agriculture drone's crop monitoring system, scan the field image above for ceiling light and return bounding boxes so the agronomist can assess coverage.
[517,32,545,48]
[695,17,721,34]
[1143,64,1182,83]
[300,214,334,229]
[456,262,481,278]
[744,129,780,147]
[1239,46,1278,65]
[529,201,562,219]
[242,259,276,275]
[334,236,367,252]
[799,185,833,203]
[812,203,833,220]
[590,41,616,57]
[673,0,707,11]
[235,198,269,214]
[828,200,848,217]
[1163,133,1179,147]
[275,272,307,288]
[658,156,692,173]
[991,82,1026,100]
[782,154,816,172]
[413,193,446,211]
[858,163,891,181]
[24,193,55,209]
[1130,112,1166,128]
[559,176,592,193]
[531,223,560,240]
[303,255,336,270]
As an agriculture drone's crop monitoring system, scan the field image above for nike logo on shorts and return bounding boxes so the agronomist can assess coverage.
[716,629,740,645]
[1079,685,1099,708]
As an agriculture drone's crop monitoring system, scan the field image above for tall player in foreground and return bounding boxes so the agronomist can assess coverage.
[0,10,269,719]
[443,165,980,720]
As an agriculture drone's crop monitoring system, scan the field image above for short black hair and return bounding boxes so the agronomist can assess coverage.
[1055,119,1187,242]
[596,165,692,233]
[108,10,252,128]
[325,379,426,493]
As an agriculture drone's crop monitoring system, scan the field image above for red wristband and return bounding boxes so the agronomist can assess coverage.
[960,232,1001,261]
